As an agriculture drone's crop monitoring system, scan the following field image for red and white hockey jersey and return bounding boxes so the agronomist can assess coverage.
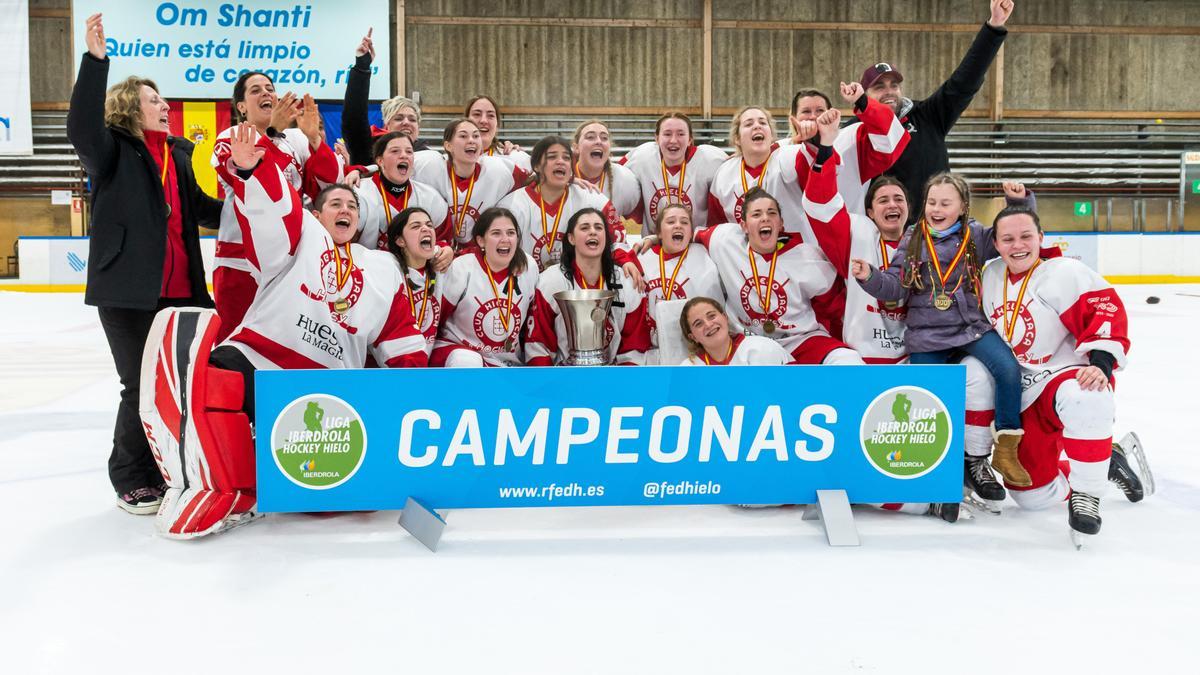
[981,256,1130,409]
[412,154,524,248]
[802,160,907,363]
[622,143,728,234]
[402,264,443,354]
[221,162,427,370]
[695,223,841,355]
[577,162,644,223]
[636,243,724,362]
[707,143,810,227]
[212,127,343,274]
[497,183,623,272]
[354,174,451,250]
[679,334,789,365]
[433,251,540,367]
[524,264,652,366]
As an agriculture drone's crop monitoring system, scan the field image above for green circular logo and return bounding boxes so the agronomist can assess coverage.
[859,386,952,479]
[270,394,367,490]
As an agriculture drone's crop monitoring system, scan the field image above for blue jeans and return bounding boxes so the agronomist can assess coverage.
[909,330,1022,431]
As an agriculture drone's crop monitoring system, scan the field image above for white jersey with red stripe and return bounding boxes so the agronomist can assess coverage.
[706,144,809,226]
[354,174,451,250]
[577,162,643,223]
[486,146,532,174]
[679,334,790,365]
[403,264,443,354]
[212,127,344,274]
[622,142,728,234]
[433,252,539,367]
[802,162,907,363]
[524,264,652,366]
[695,222,840,354]
[220,162,427,370]
[636,243,724,361]
[412,153,523,248]
[981,256,1130,409]
[497,184,624,272]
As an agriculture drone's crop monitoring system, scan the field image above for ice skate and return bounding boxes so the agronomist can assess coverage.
[1112,432,1154,498]
[927,502,971,523]
[964,455,1006,512]
[990,425,1032,487]
[1108,440,1145,503]
[1068,491,1101,549]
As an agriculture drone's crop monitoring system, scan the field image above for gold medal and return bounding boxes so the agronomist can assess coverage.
[164,202,172,218]
[334,297,350,313]
[764,320,776,334]
[933,293,952,311]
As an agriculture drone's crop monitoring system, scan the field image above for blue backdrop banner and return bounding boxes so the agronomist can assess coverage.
[255,365,966,512]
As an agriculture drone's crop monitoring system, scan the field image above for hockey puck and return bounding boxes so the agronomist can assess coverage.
[1146,296,1161,304]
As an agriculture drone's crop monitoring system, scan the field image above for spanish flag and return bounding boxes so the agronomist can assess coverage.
[167,101,232,198]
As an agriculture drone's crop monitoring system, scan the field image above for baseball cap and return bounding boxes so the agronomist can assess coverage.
[861,62,904,89]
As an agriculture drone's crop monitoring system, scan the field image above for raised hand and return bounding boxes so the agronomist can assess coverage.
[230,123,265,171]
[839,81,865,105]
[296,94,323,148]
[850,259,873,281]
[356,28,375,62]
[269,92,300,131]
[85,13,107,60]
[334,139,351,165]
[989,0,1014,28]
[1002,180,1027,201]
[816,108,842,146]
[793,119,818,142]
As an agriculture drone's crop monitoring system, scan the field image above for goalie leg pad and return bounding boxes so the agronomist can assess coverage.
[139,308,257,539]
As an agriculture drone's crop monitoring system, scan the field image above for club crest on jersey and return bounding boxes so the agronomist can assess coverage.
[532,233,563,270]
[300,249,365,333]
[648,188,692,223]
[473,298,524,352]
[989,302,1048,364]
[738,276,790,329]
[732,196,745,224]
[452,205,481,240]
[411,286,442,343]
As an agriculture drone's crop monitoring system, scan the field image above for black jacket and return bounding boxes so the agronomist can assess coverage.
[342,54,428,167]
[887,23,1007,219]
[67,54,221,310]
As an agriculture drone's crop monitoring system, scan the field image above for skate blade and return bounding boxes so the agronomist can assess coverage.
[1118,432,1155,497]
[962,489,1002,515]
[215,511,263,535]
[1069,528,1096,550]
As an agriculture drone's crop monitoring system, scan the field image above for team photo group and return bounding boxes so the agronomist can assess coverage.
[69,0,1150,542]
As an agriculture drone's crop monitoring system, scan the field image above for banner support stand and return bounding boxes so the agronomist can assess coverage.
[801,490,860,547]
[398,497,446,552]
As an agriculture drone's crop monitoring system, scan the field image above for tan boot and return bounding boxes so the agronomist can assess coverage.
[990,426,1032,487]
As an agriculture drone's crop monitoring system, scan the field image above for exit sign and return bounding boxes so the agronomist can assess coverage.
[1192,179,1200,194]
[1074,202,1093,216]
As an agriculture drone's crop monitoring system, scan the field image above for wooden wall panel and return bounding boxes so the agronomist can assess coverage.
[29,16,73,104]
[409,0,700,20]
[407,25,701,109]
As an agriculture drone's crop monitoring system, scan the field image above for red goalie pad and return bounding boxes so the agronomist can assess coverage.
[139,308,257,539]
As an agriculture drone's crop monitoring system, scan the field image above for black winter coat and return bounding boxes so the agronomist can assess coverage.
[67,53,222,311]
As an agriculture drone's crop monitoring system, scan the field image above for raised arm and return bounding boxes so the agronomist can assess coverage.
[225,123,306,283]
[843,81,911,181]
[803,109,854,278]
[66,14,118,180]
[341,29,377,167]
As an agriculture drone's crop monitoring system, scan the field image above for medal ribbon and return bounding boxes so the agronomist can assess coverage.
[573,163,605,193]
[577,264,605,290]
[483,264,515,335]
[738,149,774,194]
[921,219,970,295]
[331,242,353,296]
[377,177,411,224]
[660,157,687,206]
[1002,259,1041,344]
[406,271,431,329]
[448,161,477,240]
[702,338,735,365]
[747,245,779,318]
[539,187,566,256]
[878,237,892,269]
[658,246,689,300]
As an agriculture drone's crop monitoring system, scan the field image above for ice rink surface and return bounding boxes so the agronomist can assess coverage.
[1,287,1195,674]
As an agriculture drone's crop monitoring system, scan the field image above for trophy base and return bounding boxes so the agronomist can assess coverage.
[565,349,610,366]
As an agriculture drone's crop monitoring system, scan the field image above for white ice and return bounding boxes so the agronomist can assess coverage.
[1,287,1196,674]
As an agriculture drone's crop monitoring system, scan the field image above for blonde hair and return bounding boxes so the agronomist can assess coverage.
[728,106,776,155]
[382,96,421,125]
[104,76,159,139]
[654,202,693,231]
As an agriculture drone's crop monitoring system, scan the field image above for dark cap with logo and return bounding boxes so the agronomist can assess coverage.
[861,62,904,89]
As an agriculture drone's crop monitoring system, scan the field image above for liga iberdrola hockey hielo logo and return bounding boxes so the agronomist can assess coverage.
[859,386,952,479]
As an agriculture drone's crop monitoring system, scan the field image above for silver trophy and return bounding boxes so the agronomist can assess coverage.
[553,289,617,365]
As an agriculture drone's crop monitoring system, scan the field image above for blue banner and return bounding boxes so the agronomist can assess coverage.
[255,365,966,512]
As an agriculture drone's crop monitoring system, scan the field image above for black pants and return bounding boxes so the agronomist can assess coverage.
[209,345,257,423]
[97,299,193,494]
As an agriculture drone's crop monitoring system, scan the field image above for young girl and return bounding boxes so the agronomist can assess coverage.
[572,119,644,225]
[621,112,727,233]
[636,203,723,364]
[852,172,1032,487]
[465,95,532,172]
[412,119,525,251]
[524,208,652,366]
[385,207,444,354]
[678,297,788,366]
[432,208,539,367]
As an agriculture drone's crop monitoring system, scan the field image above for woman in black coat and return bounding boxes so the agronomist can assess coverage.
[67,14,222,515]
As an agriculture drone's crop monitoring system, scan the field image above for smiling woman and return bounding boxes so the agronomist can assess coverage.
[67,13,223,515]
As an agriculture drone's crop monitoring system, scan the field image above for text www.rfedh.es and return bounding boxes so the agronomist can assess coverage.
[497,483,605,501]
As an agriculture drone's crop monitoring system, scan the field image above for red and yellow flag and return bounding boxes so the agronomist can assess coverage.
[168,101,232,198]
